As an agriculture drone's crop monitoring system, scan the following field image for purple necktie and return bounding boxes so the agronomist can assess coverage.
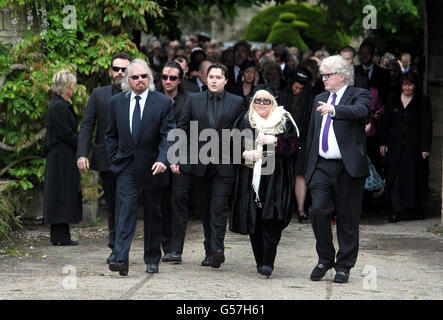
[321,93,337,152]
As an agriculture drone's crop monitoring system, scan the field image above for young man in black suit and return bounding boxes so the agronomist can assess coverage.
[305,55,372,283]
[77,52,132,264]
[105,59,176,276]
[172,63,244,268]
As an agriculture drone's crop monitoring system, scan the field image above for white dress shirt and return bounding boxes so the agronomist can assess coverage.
[318,85,348,159]
[129,89,149,133]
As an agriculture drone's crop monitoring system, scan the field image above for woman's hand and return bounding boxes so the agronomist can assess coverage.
[242,150,263,162]
[380,146,388,157]
[256,133,277,145]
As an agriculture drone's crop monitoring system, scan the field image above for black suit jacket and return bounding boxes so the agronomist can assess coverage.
[305,86,372,185]
[105,91,176,190]
[354,69,369,89]
[177,90,244,177]
[77,85,114,171]
[355,64,390,104]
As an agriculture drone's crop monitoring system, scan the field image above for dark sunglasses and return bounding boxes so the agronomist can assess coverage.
[254,98,272,105]
[112,66,127,72]
[161,74,178,81]
[130,74,149,80]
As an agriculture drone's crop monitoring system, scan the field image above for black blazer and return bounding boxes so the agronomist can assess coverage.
[105,91,176,190]
[355,64,390,104]
[177,90,244,177]
[77,85,114,171]
[305,86,372,184]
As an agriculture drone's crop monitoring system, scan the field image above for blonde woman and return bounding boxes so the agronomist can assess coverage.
[43,70,82,245]
[230,86,299,278]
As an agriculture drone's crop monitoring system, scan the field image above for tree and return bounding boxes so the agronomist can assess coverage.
[242,2,350,51]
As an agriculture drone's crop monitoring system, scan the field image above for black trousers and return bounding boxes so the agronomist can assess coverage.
[99,171,117,250]
[114,168,162,265]
[249,208,285,269]
[50,223,71,243]
[309,158,365,272]
[161,184,172,254]
[170,171,193,254]
[195,165,235,254]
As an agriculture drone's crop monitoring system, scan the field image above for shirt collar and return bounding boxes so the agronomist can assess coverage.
[330,85,348,104]
[131,88,149,101]
[209,90,225,100]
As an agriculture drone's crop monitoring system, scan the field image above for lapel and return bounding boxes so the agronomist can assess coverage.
[137,91,157,142]
[121,94,132,143]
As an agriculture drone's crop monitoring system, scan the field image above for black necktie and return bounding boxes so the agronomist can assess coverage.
[132,96,141,143]
[236,72,242,85]
[208,96,217,128]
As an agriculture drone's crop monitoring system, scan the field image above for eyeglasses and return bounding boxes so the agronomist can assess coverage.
[161,74,178,81]
[321,73,338,79]
[254,98,272,105]
[130,74,149,80]
[112,66,127,73]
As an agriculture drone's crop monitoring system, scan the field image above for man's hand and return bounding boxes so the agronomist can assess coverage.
[170,164,180,175]
[422,151,430,159]
[77,157,89,172]
[380,146,388,157]
[152,162,167,175]
[316,101,335,116]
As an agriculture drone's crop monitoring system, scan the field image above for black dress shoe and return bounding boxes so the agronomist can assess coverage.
[333,271,349,283]
[162,252,173,262]
[310,264,333,281]
[387,212,401,223]
[106,252,116,264]
[258,265,273,278]
[211,251,225,269]
[169,251,182,264]
[52,240,79,246]
[201,255,212,267]
[109,262,129,276]
[146,264,159,273]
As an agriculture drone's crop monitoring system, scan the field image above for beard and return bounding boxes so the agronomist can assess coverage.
[113,76,124,88]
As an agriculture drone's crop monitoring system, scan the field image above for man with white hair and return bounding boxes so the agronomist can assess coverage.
[305,55,372,283]
[105,59,176,276]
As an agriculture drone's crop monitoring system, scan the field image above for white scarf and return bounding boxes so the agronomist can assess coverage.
[251,106,299,206]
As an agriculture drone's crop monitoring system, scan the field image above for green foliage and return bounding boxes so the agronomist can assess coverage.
[0,184,25,243]
[266,13,309,52]
[242,2,349,51]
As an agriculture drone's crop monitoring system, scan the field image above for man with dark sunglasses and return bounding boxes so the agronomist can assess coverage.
[157,61,190,264]
[77,52,132,265]
[105,59,176,276]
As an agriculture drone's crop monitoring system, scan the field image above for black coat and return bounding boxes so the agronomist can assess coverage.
[77,85,115,171]
[381,92,433,208]
[305,86,372,184]
[176,90,244,178]
[43,94,82,225]
[105,91,176,190]
[229,114,299,235]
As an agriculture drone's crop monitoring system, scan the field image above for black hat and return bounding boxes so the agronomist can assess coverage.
[240,60,256,71]
[294,68,310,84]
[251,83,279,99]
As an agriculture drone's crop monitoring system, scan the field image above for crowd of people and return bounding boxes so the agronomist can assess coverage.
[41,35,432,283]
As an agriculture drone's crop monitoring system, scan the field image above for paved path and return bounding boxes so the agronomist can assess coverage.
[0,214,442,301]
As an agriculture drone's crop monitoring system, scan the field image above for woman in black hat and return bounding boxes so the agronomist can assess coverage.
[281,68,313,222]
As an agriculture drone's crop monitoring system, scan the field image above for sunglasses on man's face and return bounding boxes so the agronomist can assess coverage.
[130,74,149,80]
[254,98,272,105]
[112,66,127,73]
[161,74,178,81]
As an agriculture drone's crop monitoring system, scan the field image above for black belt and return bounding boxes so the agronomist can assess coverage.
[320,157,342,163]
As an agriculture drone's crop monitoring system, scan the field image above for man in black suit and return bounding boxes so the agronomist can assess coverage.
[355,41,390,104]
[225,40,251,97]
[156,61,189,264]
[172,63,244,268]
[183,60,211,93]
[105,59,175,276]
[77,52,132,264]
[305,55,371,283]
[339,46,369,89]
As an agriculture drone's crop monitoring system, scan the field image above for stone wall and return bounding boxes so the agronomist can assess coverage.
[0,8,25,45]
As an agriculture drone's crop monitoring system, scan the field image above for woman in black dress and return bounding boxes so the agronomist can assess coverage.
[230,87,299,278]
[281,68,313,222]
[380,71,432,222]
[43,70,82,245]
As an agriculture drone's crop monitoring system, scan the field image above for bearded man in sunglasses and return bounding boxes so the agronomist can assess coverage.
[105,59,176,276]
[77,52,132,265]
